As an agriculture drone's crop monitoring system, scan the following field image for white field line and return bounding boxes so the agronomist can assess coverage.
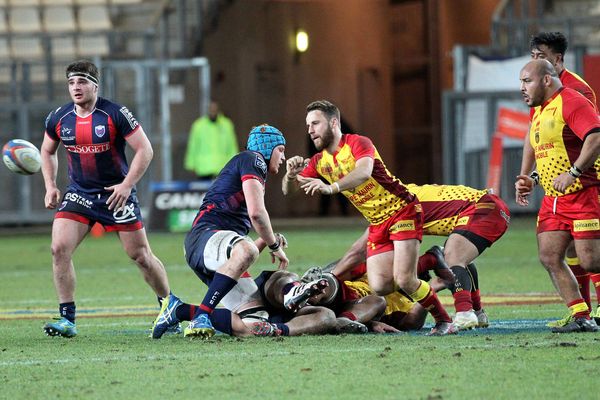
[0,340,564,368]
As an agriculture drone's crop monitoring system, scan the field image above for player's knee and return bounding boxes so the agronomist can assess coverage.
[231,240,259,269]
[314,307,337,331]
[50,241,72,262]
[128,246,154,268]
[538,253,561,271]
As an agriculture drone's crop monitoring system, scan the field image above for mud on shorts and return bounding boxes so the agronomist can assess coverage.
[55,189,143,232]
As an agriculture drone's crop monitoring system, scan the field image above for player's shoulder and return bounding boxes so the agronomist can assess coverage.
[561,87,596,110]
[239,150,268,175]
[45,102,74,127]
[97,97,140,130]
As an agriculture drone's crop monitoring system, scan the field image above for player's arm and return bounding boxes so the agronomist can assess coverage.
[515,130,536,206]
[282,156,306,195]
[244,178,289,269]
[553,129,600,193]
[105,127,153,211]
[41,133,61,209]
[331,228,368,279]
[299,156,374,196]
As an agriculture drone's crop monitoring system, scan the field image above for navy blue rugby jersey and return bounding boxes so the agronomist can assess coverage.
[192,150,268,235]
[44,97,141,194]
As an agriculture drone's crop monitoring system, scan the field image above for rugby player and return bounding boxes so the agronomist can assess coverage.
[529,32,600,326]
[284,100,456,335]
[41,60,173,338]
[515,59,600,332]
[153,124,289,339]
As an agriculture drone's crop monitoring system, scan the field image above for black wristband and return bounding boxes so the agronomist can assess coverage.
[529,171,540,186]
[568,165,582,178]
[268,240,280,251]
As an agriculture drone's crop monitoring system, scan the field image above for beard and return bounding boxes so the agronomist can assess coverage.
[314,125,334,151]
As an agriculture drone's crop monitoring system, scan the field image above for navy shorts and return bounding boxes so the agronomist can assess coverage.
[55,189,143,232]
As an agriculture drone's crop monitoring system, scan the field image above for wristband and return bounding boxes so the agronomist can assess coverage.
[568,165,582,178]
[268,240,280,252]
[529,171,540,186]
[332,182,340,194]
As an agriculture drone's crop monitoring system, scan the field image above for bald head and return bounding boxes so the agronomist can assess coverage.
[519,59,562,107]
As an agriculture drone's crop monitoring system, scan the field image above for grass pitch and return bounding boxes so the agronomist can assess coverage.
[1,216,599,400]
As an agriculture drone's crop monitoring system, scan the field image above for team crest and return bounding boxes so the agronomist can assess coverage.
[95,125,106,137]
[534,130,540,144]
[255,155,267,174]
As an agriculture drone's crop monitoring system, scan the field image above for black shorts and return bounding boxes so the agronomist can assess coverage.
[55,189,143,232]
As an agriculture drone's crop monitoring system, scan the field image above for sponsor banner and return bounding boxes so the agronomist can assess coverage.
[149,180,212,232]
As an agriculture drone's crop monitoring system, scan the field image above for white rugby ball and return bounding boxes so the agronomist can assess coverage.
[2,139,42,175]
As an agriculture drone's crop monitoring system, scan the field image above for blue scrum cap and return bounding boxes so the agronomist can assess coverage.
[246,124,286,161]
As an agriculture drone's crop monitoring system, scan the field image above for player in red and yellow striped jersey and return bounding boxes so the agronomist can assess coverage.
[516,59,600,332]
[529,32,600,325]
[283,100,456,335]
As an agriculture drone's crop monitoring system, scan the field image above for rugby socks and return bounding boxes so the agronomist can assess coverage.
[59,302,76,323]
[339,311,358,321]
[199,272,238,314]
[567,299,591,319]
[209,309,233,335]
[409,280,452,323]
[274,323,290,336]
[450,266,473,312]
[175,303,199,321]
[566,257,591,310]
[466,263,482,311]
[590,274,600,309]
[416,253,437,276]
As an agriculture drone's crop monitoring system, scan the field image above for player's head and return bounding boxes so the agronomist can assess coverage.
[66,60,99,106]
[520,59,559,107]
[247,124,286,166]
[530,32,568,67]
[306,100,340,151]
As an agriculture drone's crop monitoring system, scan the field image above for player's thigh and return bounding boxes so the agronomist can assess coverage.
[537,230,571,268]
[392,239,419,279]
[51,218,89,255]
[118,228,152,258]
[367,251,395,295]
[573,238,600,273]
[443,233,479,266]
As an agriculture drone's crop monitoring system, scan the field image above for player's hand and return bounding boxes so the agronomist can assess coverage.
[270,247,289,270]
[297,176,331,196]
[370,320,401,334]
[515,174,534,206]
[44,187,61,209]
[104,182,133,211]
[275,233,288,249]
[553,172,576,194]
[286,156,307,179]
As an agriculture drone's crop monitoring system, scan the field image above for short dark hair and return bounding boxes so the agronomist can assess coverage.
[306,100,341,121]
[530,32,568,55]
[65,60,99,83]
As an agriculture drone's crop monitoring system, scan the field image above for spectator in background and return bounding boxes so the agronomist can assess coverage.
[184,100,238,180]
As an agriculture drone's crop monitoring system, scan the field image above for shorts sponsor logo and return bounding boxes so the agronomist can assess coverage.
[390,220,415,233]
[64,143,111,154]
[457,216,470,226]
[573,219,600,232]
[64,192,93,209]
[113,204,137,223]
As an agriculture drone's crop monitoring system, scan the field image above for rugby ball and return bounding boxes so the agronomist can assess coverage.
[2,139,42,175]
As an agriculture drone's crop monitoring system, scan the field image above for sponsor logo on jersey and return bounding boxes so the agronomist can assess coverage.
[119,106,139,130]
[574,219,600,232]
[61,127,75,141]
[64,143,111,154]
[255,155,267,174]
[94,125,106,137]
[390,220,415,233]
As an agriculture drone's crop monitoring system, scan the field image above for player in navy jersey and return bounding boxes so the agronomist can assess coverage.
[40,60,172,337]
[152,124,290,339]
